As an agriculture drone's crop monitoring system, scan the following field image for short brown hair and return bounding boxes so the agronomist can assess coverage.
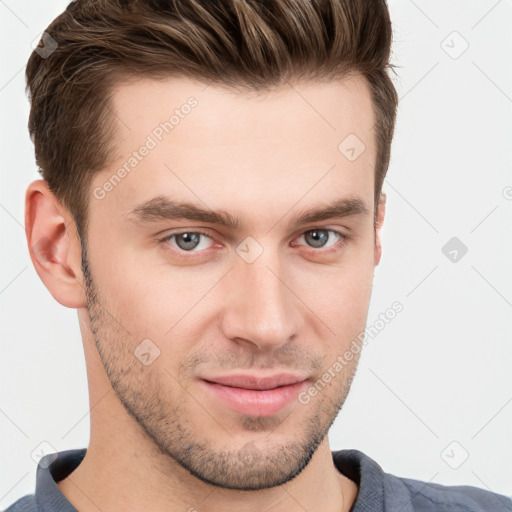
[26,0,398,242]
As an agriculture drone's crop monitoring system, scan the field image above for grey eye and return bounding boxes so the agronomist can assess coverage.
[294,229,344,251]
[173,232,202,251]
[303,229,332,248]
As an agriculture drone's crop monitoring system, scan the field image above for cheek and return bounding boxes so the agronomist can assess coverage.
[296,253,374,339]
[85,237,166,336]
[89,244,221,345]
[317,276,372,329]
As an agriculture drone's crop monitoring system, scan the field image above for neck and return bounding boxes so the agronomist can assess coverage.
[57,404,358,512]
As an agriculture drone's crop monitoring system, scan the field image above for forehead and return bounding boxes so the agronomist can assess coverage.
[93,75,376,226]
[110,75,375,149]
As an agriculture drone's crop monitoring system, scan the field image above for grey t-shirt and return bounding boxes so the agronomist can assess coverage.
[3,448,511,511]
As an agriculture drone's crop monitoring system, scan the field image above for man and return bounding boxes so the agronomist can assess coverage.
[5,0,511,511]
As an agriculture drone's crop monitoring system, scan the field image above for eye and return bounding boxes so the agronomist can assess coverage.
[294,229,346,250]
[160,230,215,252]
[158,227,348,257]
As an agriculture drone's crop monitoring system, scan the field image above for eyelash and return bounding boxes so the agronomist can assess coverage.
[157,228,348,258]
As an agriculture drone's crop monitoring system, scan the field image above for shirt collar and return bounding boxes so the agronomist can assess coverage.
[36,448,85,512]
[332,448,385,511]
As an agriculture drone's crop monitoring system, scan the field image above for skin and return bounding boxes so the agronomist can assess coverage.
[25,74,386,512]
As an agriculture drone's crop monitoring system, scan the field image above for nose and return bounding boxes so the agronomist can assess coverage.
[219,246,302,352]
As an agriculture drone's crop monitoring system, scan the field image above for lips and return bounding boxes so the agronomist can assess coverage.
[199,372,310,416]
[202,373,309,390]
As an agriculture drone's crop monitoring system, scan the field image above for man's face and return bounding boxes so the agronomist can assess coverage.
[83,75,381,490]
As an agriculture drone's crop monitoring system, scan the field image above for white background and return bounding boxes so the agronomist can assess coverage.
[1,0,511,507]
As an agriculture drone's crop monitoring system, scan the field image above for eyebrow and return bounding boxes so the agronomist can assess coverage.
[125,195,370,230]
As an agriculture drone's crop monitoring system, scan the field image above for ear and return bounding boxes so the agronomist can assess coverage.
[25,179,86,308]
[374,192,386,267]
